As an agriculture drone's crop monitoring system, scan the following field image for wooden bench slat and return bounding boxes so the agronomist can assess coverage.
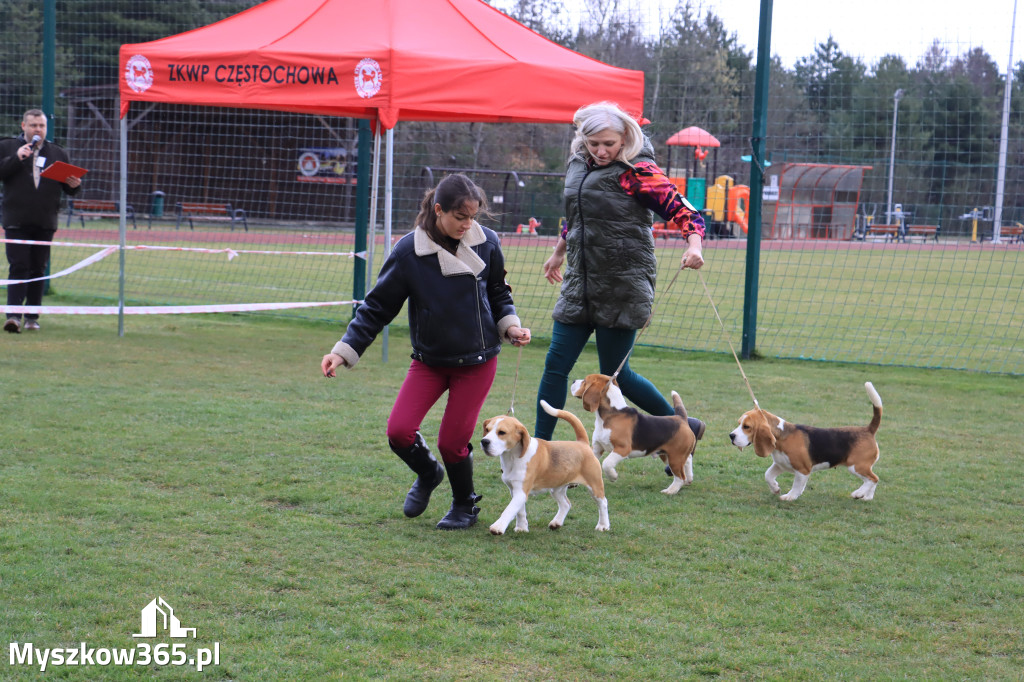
[66,199,137,229]
[174,201,248,232]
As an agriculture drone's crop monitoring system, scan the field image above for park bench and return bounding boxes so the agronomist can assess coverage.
[864,224,901,242]
[995,224,1024,243]
[66,199,137,230]
[174,201,248,231]
[904,225,939,242]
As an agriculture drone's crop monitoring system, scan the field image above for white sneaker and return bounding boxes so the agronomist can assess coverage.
[23,320,40,330]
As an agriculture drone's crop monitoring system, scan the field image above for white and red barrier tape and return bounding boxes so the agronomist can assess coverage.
[2,300,360,315]
[0,238,366,315]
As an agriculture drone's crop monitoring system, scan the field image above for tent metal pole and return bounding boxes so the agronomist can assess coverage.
[367,120,382,296]
[381,126,395,363]
[118,105,127,337]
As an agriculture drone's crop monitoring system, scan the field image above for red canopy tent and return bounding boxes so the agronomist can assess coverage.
[117,0,644,128]
[113,0,644,339]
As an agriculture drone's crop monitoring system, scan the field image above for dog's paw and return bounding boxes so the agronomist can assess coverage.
[602,467,619,482]
[779,492,799,501]
[548,521,562,530]
[595,522,610,532]
[514,525,530,533]
[489,524,505,535]
[768,484,781,494]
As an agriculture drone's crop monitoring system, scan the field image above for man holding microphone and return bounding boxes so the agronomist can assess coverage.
[0,109,82,333]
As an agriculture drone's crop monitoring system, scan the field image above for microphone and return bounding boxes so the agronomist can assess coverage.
[29,134,41,151]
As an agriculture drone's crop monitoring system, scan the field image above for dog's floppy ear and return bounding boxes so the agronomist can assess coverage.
[580,378,602,412]
[751,413,776,458]
[482,417,495,434]
[516,422,531,457]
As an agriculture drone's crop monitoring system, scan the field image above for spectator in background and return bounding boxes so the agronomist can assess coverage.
[535,101,707,467]
[0,109,82,333]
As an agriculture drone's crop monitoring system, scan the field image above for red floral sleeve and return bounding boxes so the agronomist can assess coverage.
[619,161,706,239]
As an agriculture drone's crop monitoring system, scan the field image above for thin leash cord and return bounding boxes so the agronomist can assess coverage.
[610,265,684,380]
[696,269,765,414]
[506,344,523,415]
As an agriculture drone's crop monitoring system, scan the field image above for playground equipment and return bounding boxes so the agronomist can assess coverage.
[959,206,992,243]
[705,175,749,236]
[665,126,720,212]
[516,217,540,234]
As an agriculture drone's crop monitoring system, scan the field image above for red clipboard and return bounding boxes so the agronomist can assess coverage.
[40,161,88,182]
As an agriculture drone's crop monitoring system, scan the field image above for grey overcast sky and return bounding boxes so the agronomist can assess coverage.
[705,0,1022,71]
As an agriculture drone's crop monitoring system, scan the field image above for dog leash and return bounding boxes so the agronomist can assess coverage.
[696,269,766,415]
[506,344,523,415]
[610,265,685,381]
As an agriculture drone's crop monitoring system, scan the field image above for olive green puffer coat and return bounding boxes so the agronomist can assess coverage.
[552,138,657,329]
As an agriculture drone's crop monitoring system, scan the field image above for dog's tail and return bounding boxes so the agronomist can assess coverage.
[865,382,882,434]
[539,400,589,444]
[670,391,689,420]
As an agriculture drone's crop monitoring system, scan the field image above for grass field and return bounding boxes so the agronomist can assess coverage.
[47,223,1024,375]
[1,315,1022,680]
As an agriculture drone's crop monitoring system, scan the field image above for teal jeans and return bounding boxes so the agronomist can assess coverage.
[534,320,672,440]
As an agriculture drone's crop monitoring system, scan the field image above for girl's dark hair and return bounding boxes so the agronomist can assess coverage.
[415,173,490,242]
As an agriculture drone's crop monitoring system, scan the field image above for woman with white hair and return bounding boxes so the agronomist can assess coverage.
[535,101,707,448]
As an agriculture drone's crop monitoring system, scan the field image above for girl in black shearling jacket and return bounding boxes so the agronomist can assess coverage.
[322,174,531,530]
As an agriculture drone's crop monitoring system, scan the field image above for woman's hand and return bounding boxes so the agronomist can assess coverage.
[680,235,704,270]
[321,352,345,377]
[543,238,567,284]
[508,326,531,346]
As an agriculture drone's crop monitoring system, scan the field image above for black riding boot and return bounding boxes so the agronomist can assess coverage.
[436,448,481,530]
[666,417,706,476]
[390,432,445,518]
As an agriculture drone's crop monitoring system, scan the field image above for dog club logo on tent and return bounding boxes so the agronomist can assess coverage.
[132,597,196,639]
[124,55,155,94]
[354,58,382,99]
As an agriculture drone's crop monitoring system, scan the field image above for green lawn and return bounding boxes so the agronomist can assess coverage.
[1,315,1021,679]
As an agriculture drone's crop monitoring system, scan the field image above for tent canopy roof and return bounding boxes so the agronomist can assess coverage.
[666,126,720,148]
[118,0,644,128]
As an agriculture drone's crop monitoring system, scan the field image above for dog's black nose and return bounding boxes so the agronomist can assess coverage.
[481,438,490,448]
[729,433,736,442]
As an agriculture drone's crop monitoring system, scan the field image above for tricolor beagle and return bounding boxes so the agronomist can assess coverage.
[480,400,609,535]
[570,373,696,495]
[729,382,883,501]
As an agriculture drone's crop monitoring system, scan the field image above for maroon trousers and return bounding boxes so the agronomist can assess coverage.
[386,357,497,464]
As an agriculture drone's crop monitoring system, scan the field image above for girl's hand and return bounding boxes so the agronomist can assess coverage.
[321,353,345,377]
[508,326,531,346]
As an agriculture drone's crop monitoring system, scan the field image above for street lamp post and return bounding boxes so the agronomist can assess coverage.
[886,88,905,225]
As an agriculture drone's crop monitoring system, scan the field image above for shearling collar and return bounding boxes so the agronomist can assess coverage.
[413,222,487,277]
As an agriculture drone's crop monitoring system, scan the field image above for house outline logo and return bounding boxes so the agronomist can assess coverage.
[132,597,196,639]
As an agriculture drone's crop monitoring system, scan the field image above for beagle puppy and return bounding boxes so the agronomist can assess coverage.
[480,400,609,535]
[570,373,696,495]
[729,382,883,501]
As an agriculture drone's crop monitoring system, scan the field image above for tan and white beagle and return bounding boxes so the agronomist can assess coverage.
[729,382,883,501]
[570,373,696,495]
[480,400,609,535]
